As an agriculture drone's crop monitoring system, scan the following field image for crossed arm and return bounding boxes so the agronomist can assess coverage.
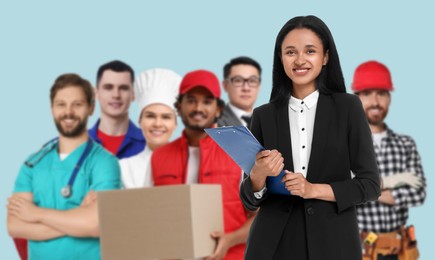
[7,191,99,241]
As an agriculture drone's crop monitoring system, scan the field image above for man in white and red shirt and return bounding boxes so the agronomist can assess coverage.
[152,70,255,260]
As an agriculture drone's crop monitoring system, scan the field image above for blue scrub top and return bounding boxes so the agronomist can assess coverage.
[14,140,121,260]
[88,119,146,159]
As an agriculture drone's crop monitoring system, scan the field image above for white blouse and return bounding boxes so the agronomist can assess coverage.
[288,90,319,177]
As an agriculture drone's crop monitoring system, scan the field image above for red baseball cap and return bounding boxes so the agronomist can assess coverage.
[351,60,394,93]
[179,69,221,98]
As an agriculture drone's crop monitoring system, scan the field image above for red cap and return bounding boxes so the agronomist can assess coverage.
[179,69,221,98]
[352,60,394,92]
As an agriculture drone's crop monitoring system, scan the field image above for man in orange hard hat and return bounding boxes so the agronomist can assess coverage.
[352,60,426,260]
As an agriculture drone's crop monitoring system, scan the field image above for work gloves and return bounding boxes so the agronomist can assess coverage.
[382,172,423,189]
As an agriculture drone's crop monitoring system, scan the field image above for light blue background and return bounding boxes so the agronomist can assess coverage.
[1,1,433,259]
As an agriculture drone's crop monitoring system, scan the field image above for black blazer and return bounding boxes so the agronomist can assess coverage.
[240,93,381,260]
[217,104,243,127]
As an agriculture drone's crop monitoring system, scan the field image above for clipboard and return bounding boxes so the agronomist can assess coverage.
[205,126,290,196]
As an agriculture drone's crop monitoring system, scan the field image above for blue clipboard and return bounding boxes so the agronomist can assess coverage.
[205,126,290,196]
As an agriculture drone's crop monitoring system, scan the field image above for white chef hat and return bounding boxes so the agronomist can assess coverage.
[134,68,181,112]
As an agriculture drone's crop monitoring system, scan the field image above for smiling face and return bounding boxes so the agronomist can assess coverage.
[52,86,94,137]
[177,87,222,131]
[95,70,134,119]
[139,103,177,150]
[281,28,328,97]
[357,89,391,132]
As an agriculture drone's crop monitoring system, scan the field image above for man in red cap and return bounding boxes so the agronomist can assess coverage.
[151,69,255,260]
[352,61,426,260]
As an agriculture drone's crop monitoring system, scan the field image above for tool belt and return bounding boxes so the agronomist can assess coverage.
[361,225,419,260]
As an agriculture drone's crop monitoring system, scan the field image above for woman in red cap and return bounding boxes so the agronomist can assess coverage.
[240,15,381,260]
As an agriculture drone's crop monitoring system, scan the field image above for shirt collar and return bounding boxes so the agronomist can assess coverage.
[88,119,100,141]
[125,120,146,141]
[288,90,319,112]
[180,127,215,146]
[142,145,153,157]
[88,118,145,142]
[228,103,251,119]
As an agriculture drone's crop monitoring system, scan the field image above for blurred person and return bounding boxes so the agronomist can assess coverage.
[218,56,261,127]
[151,70,255,260]
[120,68,180,188]
[8,74,120,259]
[89,60,145,159]
[353,60,426,260]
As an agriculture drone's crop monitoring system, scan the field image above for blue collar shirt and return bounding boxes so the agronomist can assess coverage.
[88,119,146,159]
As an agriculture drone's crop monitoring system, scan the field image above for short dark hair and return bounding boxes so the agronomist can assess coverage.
[50,73,94,106]
[96,60,134,86]
[223,56,262,79]
[270,15,346,106]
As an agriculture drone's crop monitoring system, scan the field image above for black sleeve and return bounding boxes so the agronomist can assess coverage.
[240,107,268,210]
[330,95,381,212]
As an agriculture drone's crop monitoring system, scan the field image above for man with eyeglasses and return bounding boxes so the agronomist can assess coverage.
[218,56,262,128]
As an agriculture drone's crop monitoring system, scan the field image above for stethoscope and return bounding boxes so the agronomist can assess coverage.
[25,138,94,198]
[25,138,58,168]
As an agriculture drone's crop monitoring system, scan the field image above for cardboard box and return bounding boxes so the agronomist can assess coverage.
[98,184,224,260]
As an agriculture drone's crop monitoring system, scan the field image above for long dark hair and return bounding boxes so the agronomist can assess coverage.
[270,15,346,106]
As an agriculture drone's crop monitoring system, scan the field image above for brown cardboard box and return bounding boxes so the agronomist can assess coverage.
[98,184,223,260]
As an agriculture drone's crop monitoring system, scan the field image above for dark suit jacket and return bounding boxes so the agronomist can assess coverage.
[217,104,243,127]
[240,93,381,260]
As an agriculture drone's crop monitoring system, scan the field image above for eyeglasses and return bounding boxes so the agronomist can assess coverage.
[227,76,261,88]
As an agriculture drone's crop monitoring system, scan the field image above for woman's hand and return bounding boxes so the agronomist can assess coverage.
[250,149,284,191]
[282,170,314,199]
[252,150,284,177]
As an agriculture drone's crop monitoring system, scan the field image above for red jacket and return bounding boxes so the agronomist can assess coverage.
[151,132,247,260]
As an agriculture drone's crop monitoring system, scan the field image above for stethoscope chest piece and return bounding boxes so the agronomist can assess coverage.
[61,185,72,198]
[28,138,93,199]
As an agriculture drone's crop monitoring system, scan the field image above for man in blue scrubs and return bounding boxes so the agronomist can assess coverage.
[7,73,121,260]
[89,60,145,159]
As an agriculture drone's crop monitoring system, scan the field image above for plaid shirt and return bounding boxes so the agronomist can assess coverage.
[357,127,426,233]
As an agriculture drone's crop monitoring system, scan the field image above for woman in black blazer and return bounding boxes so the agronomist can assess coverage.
[240,15,381,260]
